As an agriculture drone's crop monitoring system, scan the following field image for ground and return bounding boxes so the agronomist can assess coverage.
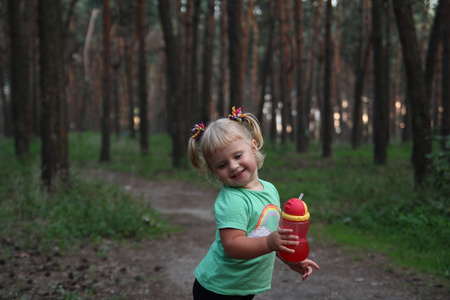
[0,170,448,299]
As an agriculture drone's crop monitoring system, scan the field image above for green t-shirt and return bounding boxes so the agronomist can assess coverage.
[194,179,281,296]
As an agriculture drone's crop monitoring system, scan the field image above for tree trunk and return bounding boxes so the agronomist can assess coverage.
[117,0,133,138]
[217,1,228,117]
[441,2,450,152]
[113,0,123,138]
[181,0,192,126]
[295,0,306,152]
[100,0,112,162]
[424,0,449,98]
[227,0,242,109]
[277,0,288,145]
[334,1,344,142]
[241,0,252,109]
[392,0,433,188]
[249,2,259,114]
[352,0,371,149]
[200,0,215,124]
[322,0,333,158]
[0,11,12,137]
[112,62,120,137]
[257,0,275,124]
[372,0,389,165]
[384,2,394,142]
[137,0,148,155]
[27,0,39,136]
[158,0,184,168]
[82,8,99,132]
[9,0,31,157]
[191,0,200,123]
[122,1,135,139]
[39,0,69,189]
[304,0,322,147]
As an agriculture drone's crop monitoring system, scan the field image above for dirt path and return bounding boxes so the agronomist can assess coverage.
[1,170,447,299]
[86,170,447,300]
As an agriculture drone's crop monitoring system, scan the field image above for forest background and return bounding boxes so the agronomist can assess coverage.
[1,0,449,296]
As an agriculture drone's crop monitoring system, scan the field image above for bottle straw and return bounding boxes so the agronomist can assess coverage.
[298,193,304,200]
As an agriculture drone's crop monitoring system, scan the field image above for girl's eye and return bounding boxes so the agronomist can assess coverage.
[218,163,226,169]
[235,153,242,159]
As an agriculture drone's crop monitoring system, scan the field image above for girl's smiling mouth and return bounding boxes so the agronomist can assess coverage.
[232,169,245,179]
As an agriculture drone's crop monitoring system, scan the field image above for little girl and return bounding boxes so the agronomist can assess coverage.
[188,107,319,299]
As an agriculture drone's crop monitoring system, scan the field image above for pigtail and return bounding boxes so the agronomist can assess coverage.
[243,113,265,169]
[244,113,264,150]
[188,122,207,175]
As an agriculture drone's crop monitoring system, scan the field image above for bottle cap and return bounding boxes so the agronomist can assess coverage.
[282,198,310,221]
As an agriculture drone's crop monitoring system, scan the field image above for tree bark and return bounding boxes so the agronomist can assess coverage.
[334,1,344,142]
[352,0,371,149]
[181,0,192,126]
[305,0,322,146]
[0,8,12,137]
[120,1,135,139]
[295,0,306,152]
[39,0,69,189]
[277,0,289,145]
[257,0,275,124]
[217,1,228,117]
[392,0,433,187]
[82,8,99,131]
[424,0,449,98]
[27,0,39,136]
[249,2,259,114]
[441,2,450,152]
[241,0,252,109]
[200,0,215,124]
[322,0,333,158]
[372,0,389,165]
[137,0,148,155]
[100,0,112,162]
[9,0,31,157]
[158,0,184,168]
[227,0,242,109]
[117,0,132,138]
[191,0,200,123]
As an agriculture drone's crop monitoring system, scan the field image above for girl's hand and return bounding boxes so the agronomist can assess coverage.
[284,259,320,281]
[266,227,299,253]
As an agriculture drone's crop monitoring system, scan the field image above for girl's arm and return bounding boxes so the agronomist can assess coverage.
[220,227,298,260]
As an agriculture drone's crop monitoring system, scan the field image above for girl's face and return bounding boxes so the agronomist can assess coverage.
[207,139,262,191]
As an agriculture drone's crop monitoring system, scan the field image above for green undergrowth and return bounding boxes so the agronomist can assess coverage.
[260,141,449,281]
[69,133,450,281]
[1,133,448,282]
[0,136,173,253]
[69,132,192,180]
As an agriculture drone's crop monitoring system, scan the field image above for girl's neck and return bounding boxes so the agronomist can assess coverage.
[240,178,264,191]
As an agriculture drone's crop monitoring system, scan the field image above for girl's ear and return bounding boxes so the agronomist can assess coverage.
[252,139,258,155]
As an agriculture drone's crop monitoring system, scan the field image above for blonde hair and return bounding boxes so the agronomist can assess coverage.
[188,112,265,181]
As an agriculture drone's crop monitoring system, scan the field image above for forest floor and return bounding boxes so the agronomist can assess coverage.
[1,169,448,299]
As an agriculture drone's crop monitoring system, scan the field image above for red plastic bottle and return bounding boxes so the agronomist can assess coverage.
[279,194,310,262]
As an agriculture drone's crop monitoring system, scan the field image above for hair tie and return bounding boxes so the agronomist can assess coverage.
[191,122,205,140]
[228,106,247,123]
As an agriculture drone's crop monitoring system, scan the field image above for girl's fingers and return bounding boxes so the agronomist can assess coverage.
[277,227,293,234]
[280,246,295,253]
[278,232,299,240]
[302,259,320,270]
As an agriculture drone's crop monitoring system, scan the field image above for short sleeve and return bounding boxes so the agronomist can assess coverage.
[214,188,251,232]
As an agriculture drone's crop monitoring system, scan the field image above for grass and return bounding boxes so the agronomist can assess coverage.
[1,132,448,282]
[0,135,172,253]
[260,140,449,280]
